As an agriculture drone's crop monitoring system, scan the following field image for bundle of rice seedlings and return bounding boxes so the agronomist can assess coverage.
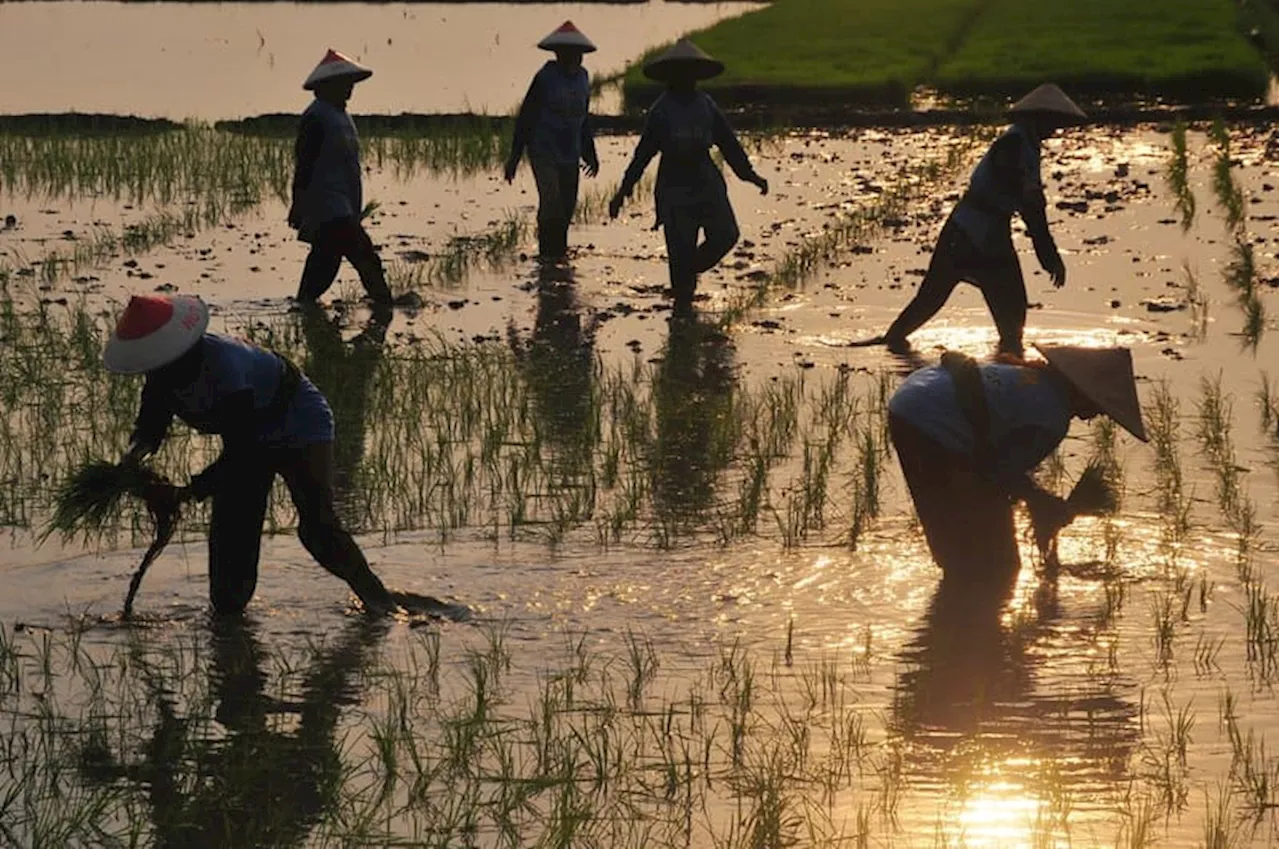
[44,460,171,541]
[1066,460,1120,517]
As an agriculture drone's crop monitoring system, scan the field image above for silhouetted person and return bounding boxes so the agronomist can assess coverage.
[609,40,768,314]
[289,49,391,306]
[504,22,600,262]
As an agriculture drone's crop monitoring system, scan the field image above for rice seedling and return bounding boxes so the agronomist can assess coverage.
[1181,261,1210,342]
[1209,119,1246,234]
[1257,371,1278,453]
[1165,120,1196,232]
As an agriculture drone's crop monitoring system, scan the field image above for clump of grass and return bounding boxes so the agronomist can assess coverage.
[1066,460,1119,516]
[1166,120,1196,232]
[42,460,169,542]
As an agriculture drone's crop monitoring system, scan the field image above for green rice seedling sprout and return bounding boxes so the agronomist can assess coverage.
[1209,119,1246,234]
[1165,120,1195,232]
[1181,261,1209,341]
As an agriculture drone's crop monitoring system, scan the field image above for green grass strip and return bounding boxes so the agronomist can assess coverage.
[624,0,987,109]
[933,0,1270,100]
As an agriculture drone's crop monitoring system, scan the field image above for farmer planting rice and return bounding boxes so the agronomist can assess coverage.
[504,21,601,263]
[105,294,398,616]
[887,344,1147,588]
[864,84,1086,356]
[608,39,769,314]
[289,49,392,306]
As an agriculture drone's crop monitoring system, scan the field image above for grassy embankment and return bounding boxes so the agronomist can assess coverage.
[622,0,1273,109]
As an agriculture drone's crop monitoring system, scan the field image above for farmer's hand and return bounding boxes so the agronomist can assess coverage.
[1027,491,1073,554]
[1048,254,1066,288]
[287,204,303,230]
[120,441,152,469]
[141,482,183,518]
[608,193,625,220]
[582,157,600,178]
[503,156,519,184]
[752,174,769,195]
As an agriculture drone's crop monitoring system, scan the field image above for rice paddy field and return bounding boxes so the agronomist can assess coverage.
[621,0,1273,108]
[0,102,1274,847]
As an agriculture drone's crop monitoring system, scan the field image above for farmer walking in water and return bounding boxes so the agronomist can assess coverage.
[887,345,1147,587]
[107,293,398,615]
[863,84,1086,356]
[505,21,600,263]
[608,40,768,314]
[289,49,392,306]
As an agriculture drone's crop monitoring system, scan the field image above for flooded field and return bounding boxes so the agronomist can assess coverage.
[0,117,1276,846]
[0,1,760,119]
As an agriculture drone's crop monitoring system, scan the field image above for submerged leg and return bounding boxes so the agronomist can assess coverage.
[662,204,700,313]
[531,158,570,260]
[883,227,966,347]
[976,260,1029,357]
[296,222,344,302]
[693,193,740,274]
[338,219,392,305]
[207,455,276,615]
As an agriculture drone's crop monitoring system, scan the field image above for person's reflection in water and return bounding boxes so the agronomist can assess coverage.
[297,302,390,518]
[507,264,599,472]
[651,314,737,530]
[79,616,387,848]
[892,573,1138,820]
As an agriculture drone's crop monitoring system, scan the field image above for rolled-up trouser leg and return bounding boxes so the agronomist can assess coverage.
[297,222,345,302]
[663,204,699,311]
[531,157,573,260]
[277,441,393,609]
[693,192,740,274]
[888,413,1020,589]
[975,258,1028,357]
[207,454,276,615]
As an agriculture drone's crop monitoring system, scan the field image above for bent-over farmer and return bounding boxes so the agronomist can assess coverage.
[608,40,768,314]
[289,49,392,306]
[867,84,1085,356]
[504,21,600,262]
[887,345,1147,586]
[106,294,397,615]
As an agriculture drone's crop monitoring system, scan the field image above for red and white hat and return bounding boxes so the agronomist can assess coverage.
[104,294,210,374]
[302,49,374,91]
[537,21,597,53]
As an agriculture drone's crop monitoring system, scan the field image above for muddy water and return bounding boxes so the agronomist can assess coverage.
[0,123,1276,846]
[0,1,759,119]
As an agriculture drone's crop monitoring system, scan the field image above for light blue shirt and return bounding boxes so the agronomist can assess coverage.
[889,363,1071,477]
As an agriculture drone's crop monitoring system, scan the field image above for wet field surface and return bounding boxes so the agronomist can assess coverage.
[0,120,1276,846]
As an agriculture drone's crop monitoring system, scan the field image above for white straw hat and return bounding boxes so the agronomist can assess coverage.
[303,49,373,91]
[1009,83,1086,120]
[1035,344,1147,442]
[643,39,725,83]
[104,294,210,375]
[537,21,597,53]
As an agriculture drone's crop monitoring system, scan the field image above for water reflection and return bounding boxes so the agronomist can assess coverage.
[298,303,390,520]
[893,574,1139,843]
[78,616,386,848]
[652,315,737,525]
[508,264,599,473]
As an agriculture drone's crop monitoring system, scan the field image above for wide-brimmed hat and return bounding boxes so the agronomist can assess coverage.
[537,21,596,53]
[1009,83,1086,123]
[303,49,373,91]
[643,39,725,83]
[104,294,209,375]
[1035,344,1147,442]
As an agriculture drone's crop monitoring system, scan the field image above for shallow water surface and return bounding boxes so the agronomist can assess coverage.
[0,0,759,119]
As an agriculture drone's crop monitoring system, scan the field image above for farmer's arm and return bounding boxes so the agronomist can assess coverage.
[289,115,324,220]
[507,75,542,168]
[990,424,1072,545]
[616,111,661,199]
[711,102,763,186]
[580,97,599,173]
[185,390,259,501]
[127,378,174,459]
[994,135,1061,277]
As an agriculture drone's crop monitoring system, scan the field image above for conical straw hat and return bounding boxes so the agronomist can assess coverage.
[104,294,209,375]
[303,49,373,91]
[1009,83,1086,120]
[643,39,725,83]
[1034,344,1147,442]
[537,21,597,53]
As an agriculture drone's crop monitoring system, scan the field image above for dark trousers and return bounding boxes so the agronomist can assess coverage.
[663,194,740,311]
[888,413,1021,587]
[530,158,580,260]
[884,218,1027,355]
[208,442,391,615]
[297,217,392,304]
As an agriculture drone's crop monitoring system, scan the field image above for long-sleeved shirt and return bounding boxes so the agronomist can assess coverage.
[616,90,759,227]
[509,62,596,168]
[888,362,1071,481]
[291,98,362,231]
[948,123,1056,266]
